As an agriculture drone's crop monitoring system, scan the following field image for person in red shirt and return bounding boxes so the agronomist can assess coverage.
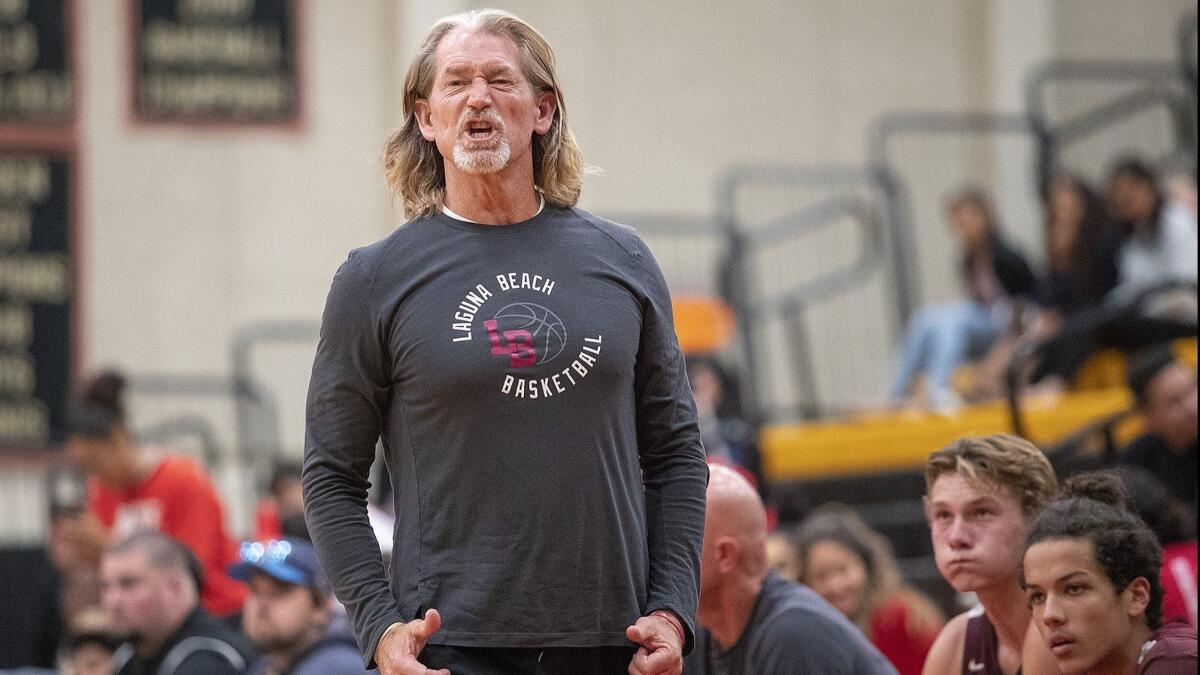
[795,504,945,675]
[61,371,246,617]
[1022,472,1198,675]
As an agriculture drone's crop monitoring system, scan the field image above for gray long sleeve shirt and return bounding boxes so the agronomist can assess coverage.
[302,206,708,667]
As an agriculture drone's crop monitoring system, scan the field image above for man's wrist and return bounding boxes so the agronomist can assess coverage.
[649,609,685,645]
[376,621,406,654]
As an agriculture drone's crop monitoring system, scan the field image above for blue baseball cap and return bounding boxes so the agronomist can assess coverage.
[229,538,330,595]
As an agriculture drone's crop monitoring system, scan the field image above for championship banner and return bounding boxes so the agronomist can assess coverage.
[0,149,72,449]
[131,0,301,127]
[0,0,74,129]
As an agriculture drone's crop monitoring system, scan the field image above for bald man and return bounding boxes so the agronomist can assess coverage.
[684,465,897,675]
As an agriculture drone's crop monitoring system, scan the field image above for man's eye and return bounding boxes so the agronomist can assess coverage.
[1065,584,1086,595]
[1027,591,1044,606]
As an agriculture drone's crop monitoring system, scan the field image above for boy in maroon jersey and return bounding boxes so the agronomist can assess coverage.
[1022,473,1197,674]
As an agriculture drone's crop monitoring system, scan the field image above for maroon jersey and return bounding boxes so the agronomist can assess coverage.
[963,607,1010,675]
[1139,618,1197,674]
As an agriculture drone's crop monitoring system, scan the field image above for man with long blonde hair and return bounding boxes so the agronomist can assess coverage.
[303,9,707,675]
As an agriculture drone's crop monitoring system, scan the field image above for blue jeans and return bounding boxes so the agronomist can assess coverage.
[891,300,1000,403]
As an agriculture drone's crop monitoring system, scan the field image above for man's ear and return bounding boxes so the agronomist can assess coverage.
[1124,577,1151,621]
[533,90,557,136]
[414,100,436,142]
[716,537,741,575]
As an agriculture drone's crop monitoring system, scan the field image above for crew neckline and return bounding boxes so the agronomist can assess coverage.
[443,195,545,224]
[434,197,555,234]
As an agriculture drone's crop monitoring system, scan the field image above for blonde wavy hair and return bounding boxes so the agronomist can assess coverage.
[383,9,585,219]
[924,433,1058,519]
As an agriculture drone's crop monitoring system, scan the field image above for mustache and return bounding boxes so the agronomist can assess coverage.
[457,108,505,133]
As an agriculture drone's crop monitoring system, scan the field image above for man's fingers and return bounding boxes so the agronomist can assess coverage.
[628,648,656,675]
[414,608,442,639]
[640,646,678,671]
[625,623,649,644]
[627,640,680,675]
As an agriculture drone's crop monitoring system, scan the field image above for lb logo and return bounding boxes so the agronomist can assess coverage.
[484,302,567,368]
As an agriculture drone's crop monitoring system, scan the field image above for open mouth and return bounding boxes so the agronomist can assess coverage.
[464,120,496,140]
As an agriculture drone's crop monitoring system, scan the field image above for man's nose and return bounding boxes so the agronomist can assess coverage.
[1041,594,1066,627]
[467,78,492,108]
[946,517,972,549]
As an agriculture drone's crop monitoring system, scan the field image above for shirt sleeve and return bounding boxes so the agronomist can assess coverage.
[302,251,405,669]
[632,236,709,656]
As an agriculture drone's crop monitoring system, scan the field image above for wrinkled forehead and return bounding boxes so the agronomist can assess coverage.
[435,26,524,73]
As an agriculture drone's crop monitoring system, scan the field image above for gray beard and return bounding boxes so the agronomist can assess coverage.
[452,139,511,174]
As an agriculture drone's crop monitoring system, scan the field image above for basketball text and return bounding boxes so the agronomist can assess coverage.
[501,335,603,399]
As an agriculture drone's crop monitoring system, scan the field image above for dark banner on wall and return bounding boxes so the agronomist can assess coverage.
[0,0,73,126]
[132,0,301,126]
[0,150,72,449]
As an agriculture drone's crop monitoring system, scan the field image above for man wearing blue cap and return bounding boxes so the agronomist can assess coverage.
[231,538,375,675]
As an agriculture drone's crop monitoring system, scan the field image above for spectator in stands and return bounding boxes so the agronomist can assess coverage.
[1037,173,1122,326]
[1107,158,1198,304]
[687,356,764,490]
[1119,346,1197,506]
[684,465,897,674]
[890,189,1037,412]
[253,461,305,541]
[101,532,255,675]
[62,371,246,617]
[1117,467,1197,627]
[1021,472,1197,674]
[920,434,1058,675]
[795,504,944,675]
[230,538,373,674]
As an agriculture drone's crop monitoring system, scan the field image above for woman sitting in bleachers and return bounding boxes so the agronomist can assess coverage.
[890,189,1037,412]
[795,504,945,675]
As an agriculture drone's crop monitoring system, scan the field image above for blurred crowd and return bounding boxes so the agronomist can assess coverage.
[22,372,378,675]
[891,157,1196,413]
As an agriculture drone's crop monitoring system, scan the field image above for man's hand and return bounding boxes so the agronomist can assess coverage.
[625,613,684,675]
[374,609,450,675]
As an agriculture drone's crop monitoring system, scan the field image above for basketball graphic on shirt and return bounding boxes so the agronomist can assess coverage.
[491,302,567,365]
